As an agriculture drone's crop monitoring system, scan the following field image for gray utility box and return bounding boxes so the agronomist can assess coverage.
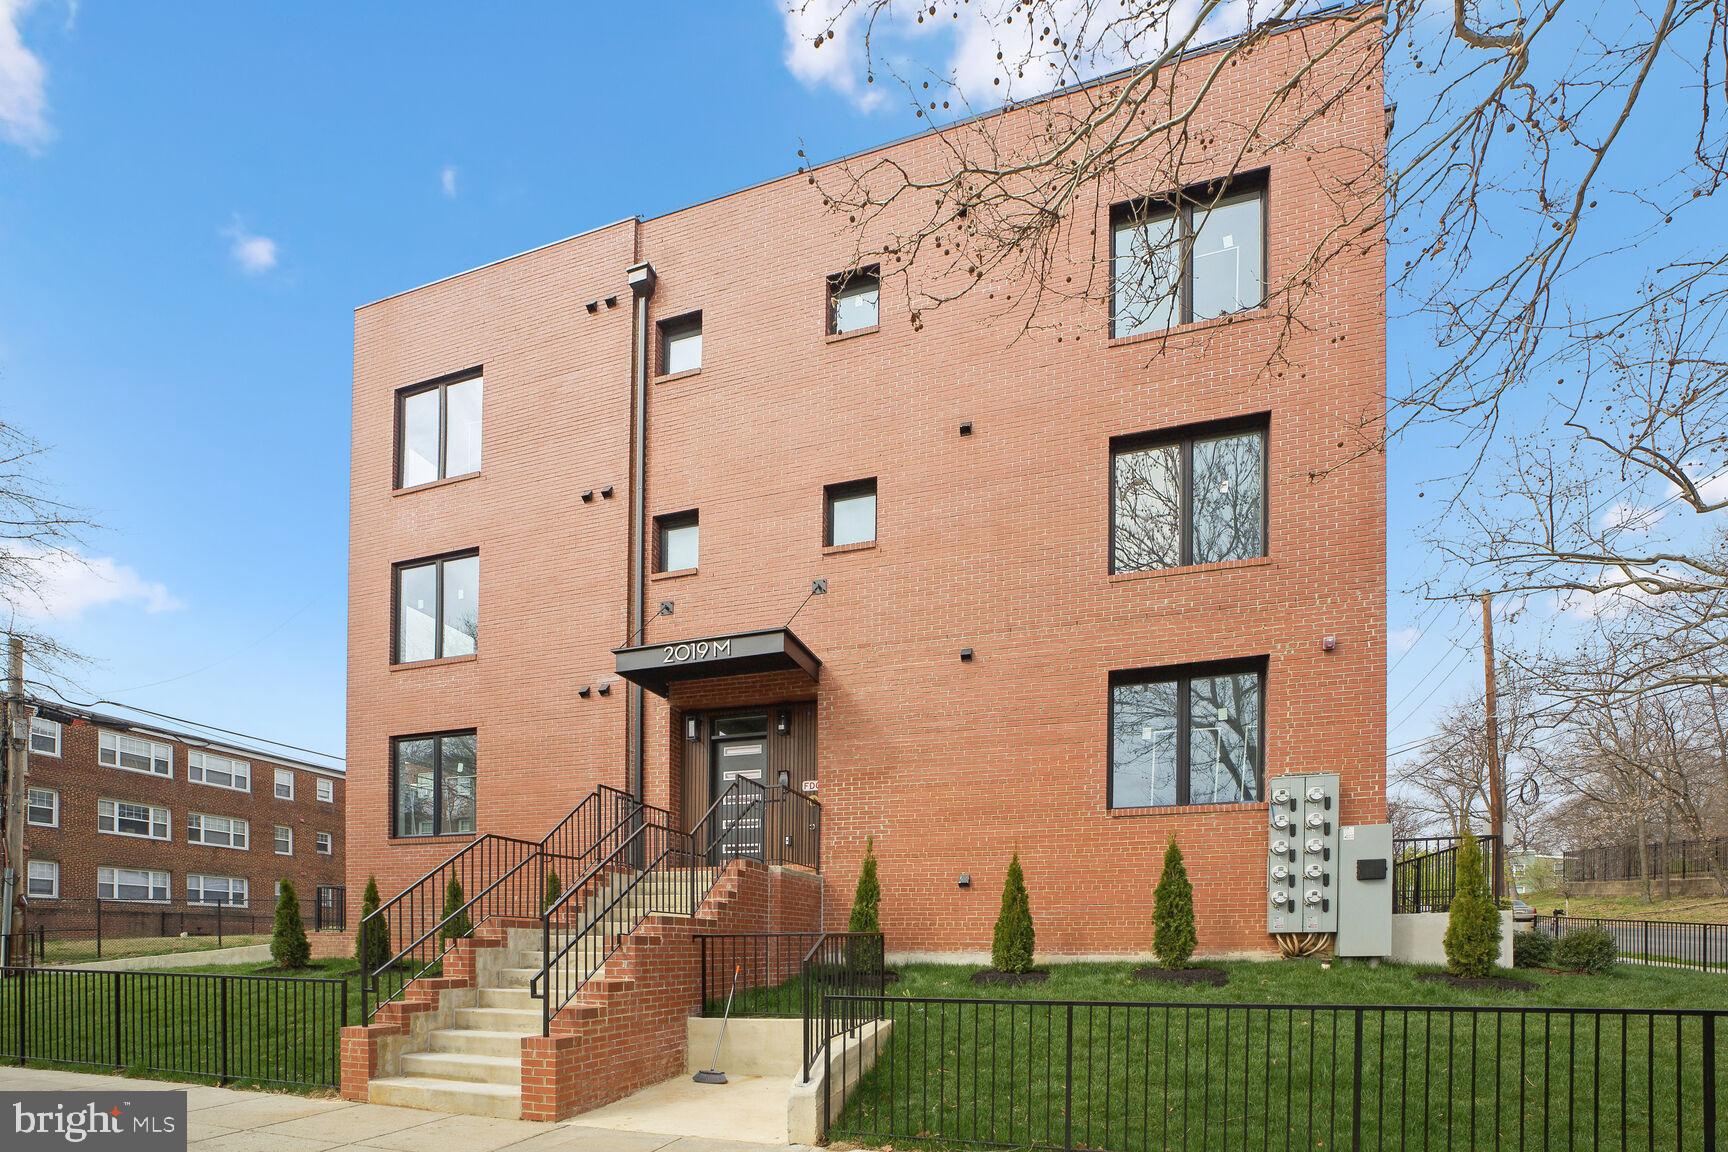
[1335,823,1394,958]
[1266,773,1340,935]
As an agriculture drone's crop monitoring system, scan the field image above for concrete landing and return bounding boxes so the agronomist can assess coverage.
[574,1074,796,1146]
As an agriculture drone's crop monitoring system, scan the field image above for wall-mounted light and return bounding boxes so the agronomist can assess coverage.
[776,708,790,735]
[959,421,974,436]
[685,715,699,742]
[959,648,974,662]
[585,300,599,313]
[581,490,595,503]
[777,770,791,789]
[604,295,618,309]
[1321,635,1337,652]
[577,686,592,699]
[660,600,675,617]
[596,681,612,696]
[957,873,972,889]
[600,485,615,499]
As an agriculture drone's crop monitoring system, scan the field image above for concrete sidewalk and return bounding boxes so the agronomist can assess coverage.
[0,1066,815,1152]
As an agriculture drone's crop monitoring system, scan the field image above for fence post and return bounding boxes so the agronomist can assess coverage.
[15,966,25,1066]
[111,973,122,1069]
[216,902,223,948]
[95,901,102,959]
[1704,1013,1717,1152]
[1351,1008,1365,1152]
[1064,1003,1075,1151]
[219,977,230,1084]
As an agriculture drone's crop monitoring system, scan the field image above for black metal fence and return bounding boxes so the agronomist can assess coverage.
[1393,834,1504,912]
[1535,913,1728,974]
[1567,838,1728,886]
[17,891,347,965]
[0,966,347,1088]
[823,995,1725,1151]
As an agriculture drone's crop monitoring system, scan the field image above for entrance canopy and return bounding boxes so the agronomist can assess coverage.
[612,627,821,698]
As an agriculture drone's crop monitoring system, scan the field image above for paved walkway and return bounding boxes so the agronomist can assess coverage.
[0,1066,815,1152]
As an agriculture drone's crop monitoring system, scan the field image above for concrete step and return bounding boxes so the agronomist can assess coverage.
[427,1028,524,1059]
[455,1005,542,1034]
[401,1050,521,1086]
[494,966,544,987]
[477,987,539,1011]
[369,1075,520,1120]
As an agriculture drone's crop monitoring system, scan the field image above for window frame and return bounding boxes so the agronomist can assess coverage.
[98,729,173,778]
[392,549,481,663]
[188,749,252,793]
[823,478,879,548]
[1107,658,1268,810]
[316,831,334,856]
[26,786,58,828]
[274,824,294,855]
[316,777,334,803]
[390,729,478,839]
[395,368,484,489]
[29,716,62,758]
[185,874,248,908]
[98,866,171,904]
[97,798,172,841]
[274,768,295,801]
[658,311,703,376]
[653,510,700,574]
[187,812,250,851]
[827,265,881,335]
[26,859,59,900]
[1109,415,1270,574]
[1110,171,1268,338]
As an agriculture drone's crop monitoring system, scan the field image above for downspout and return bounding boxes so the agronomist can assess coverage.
[625,260,657,802]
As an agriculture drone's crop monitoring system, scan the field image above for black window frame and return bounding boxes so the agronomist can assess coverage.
[390,729,478,839]
[654,510,700,573]
[391,549,479,664]
[823,477,878,547]
[827,265,881,335]
[1107,657,1268,810]
[658,311,703,376]
[1108,414,1269,574]
[1110,170,1268,338]
[394,366,483,489]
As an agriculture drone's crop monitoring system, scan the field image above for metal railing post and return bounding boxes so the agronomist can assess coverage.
[95,900,102,959]
[1704,1013,1717,1152]
[14,965,25,1066]
[1063,1003,1075,1151]
[1351,1008,1365,1152]
[219,976,230,1084]
[111,973,122,1069]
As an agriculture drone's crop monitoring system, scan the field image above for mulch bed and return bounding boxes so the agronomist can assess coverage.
[971,969,1052,987]
[1415,971,1536,992]
[1133,966,1229,987]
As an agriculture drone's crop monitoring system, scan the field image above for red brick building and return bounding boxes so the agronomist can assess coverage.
[346,18,1386,963]
[21,700,347,937]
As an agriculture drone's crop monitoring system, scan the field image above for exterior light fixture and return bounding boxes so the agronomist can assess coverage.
[685,716,699,742]
[596,681,612,696]
[959,421,974,436]
[959,648,974,662]
[776,709,790,735]
[600,485,615,498]
[777,770,791,789]
[581,490,595,503]
[604,295,618,308]
[957,873,972,889]
[586,300,599,313]
[577,686,592,699]
[1321,635,1337,652]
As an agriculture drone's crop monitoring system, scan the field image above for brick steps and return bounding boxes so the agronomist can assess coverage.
[368,1075,522,1120]
[401,1049,521,1085]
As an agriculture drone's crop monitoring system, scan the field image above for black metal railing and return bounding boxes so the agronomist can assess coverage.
[1393,834,1504,912]
[537,778,769,1034]
[1535,913,1728,974]
[15,893,347,965]
[766,786,822,870]
[800,932,886,1081]
[823,995,1724,1151]
[1567,837,1728,885]
[0,966,347,1088]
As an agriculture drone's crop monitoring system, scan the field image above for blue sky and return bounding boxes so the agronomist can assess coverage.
[0,2,1663,770]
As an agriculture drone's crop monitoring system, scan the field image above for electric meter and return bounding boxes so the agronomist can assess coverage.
[1306,786,1326,803]
[1271,891,1291,908]
[1271,812,1291,830]
[1306,812,1325,828]
[1270,838,1290,856]
[1266,773,1341,935]
[1304,889,1323,906]
[1305,837,1325,855]
[1304,863,1323,880]
[1271,787,1291,805]
[1271,864,1290,882]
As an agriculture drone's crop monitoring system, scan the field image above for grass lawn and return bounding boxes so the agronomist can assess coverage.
[37,933,273,966]
[1527,888,1728,924]
[0,957,361,1094]
[825,959,1726,1151]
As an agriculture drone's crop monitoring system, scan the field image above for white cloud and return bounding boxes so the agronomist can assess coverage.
[10,549,183,622]
[0,0,51,151]
[1389,625,1422,653]
[224,219,278,275]
[1600,500,1666,533]
[441,165,458,198]
[783,0,887,111]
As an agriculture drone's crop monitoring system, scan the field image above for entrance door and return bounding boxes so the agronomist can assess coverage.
[710,713,768,860]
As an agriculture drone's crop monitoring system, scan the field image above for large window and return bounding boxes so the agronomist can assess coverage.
[1112,179,1265,337]
[98,799,171,840]
[29,716,61,757]
[398,372,483,488]
[188,812,250,850]
[825,479,878,548]
[1112,422,1266,572]
[395,552,480,662]
[393,731,477,838]
[27,860,59,900]
[99,866,170,903]
[188,750,251,792]
[1110,662,1265,809]
[828,266,879,335]
[654,511,699,573]
[659,312,703,375]
[26,787,58,828]
[99,730,172,778]
[187,874,248,907]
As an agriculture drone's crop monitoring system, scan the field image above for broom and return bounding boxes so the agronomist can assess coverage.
[693,963,742,1085]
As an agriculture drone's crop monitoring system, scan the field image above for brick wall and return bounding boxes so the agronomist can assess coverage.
[348,15,1386,959]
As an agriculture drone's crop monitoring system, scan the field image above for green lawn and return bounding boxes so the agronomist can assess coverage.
[1528,889,1728,924]
[824,960,1726,1151]
[35,934,274,966]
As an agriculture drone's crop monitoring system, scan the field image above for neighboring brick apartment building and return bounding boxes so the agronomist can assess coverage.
[21,700,346,929]
[348,16,1386,958]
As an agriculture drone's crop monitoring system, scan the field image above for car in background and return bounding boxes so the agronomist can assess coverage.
[1510,899,1535,923]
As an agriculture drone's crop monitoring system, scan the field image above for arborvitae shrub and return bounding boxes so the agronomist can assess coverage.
[1442,831,1502,979]
[440,876,472,946]
[1152,838,1197,969]
[272,880,311,969]
[991,853,1036,974]
[355,875,389,974]
[849,838,881,935]
[544,869,563,912]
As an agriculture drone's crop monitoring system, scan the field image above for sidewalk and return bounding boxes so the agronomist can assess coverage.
[0,1066,815,1152]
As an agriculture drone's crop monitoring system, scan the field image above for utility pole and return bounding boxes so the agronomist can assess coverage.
[1479,593,1506,901]
[1,634,25,968]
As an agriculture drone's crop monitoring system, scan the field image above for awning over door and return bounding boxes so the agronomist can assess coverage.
[612,627,821,697]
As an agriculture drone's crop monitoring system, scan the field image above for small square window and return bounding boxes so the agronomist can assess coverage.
[316,832,333,855]
[825,479,878,547]
[27,860,59,900]
[659,312,702,375]
[26,787,58,828]
[274,825,293,855]
[317,777,334,803]
[275,768,295,800]
[655,511,699,573]
[828,266,879,335]
[29,717,61,757]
